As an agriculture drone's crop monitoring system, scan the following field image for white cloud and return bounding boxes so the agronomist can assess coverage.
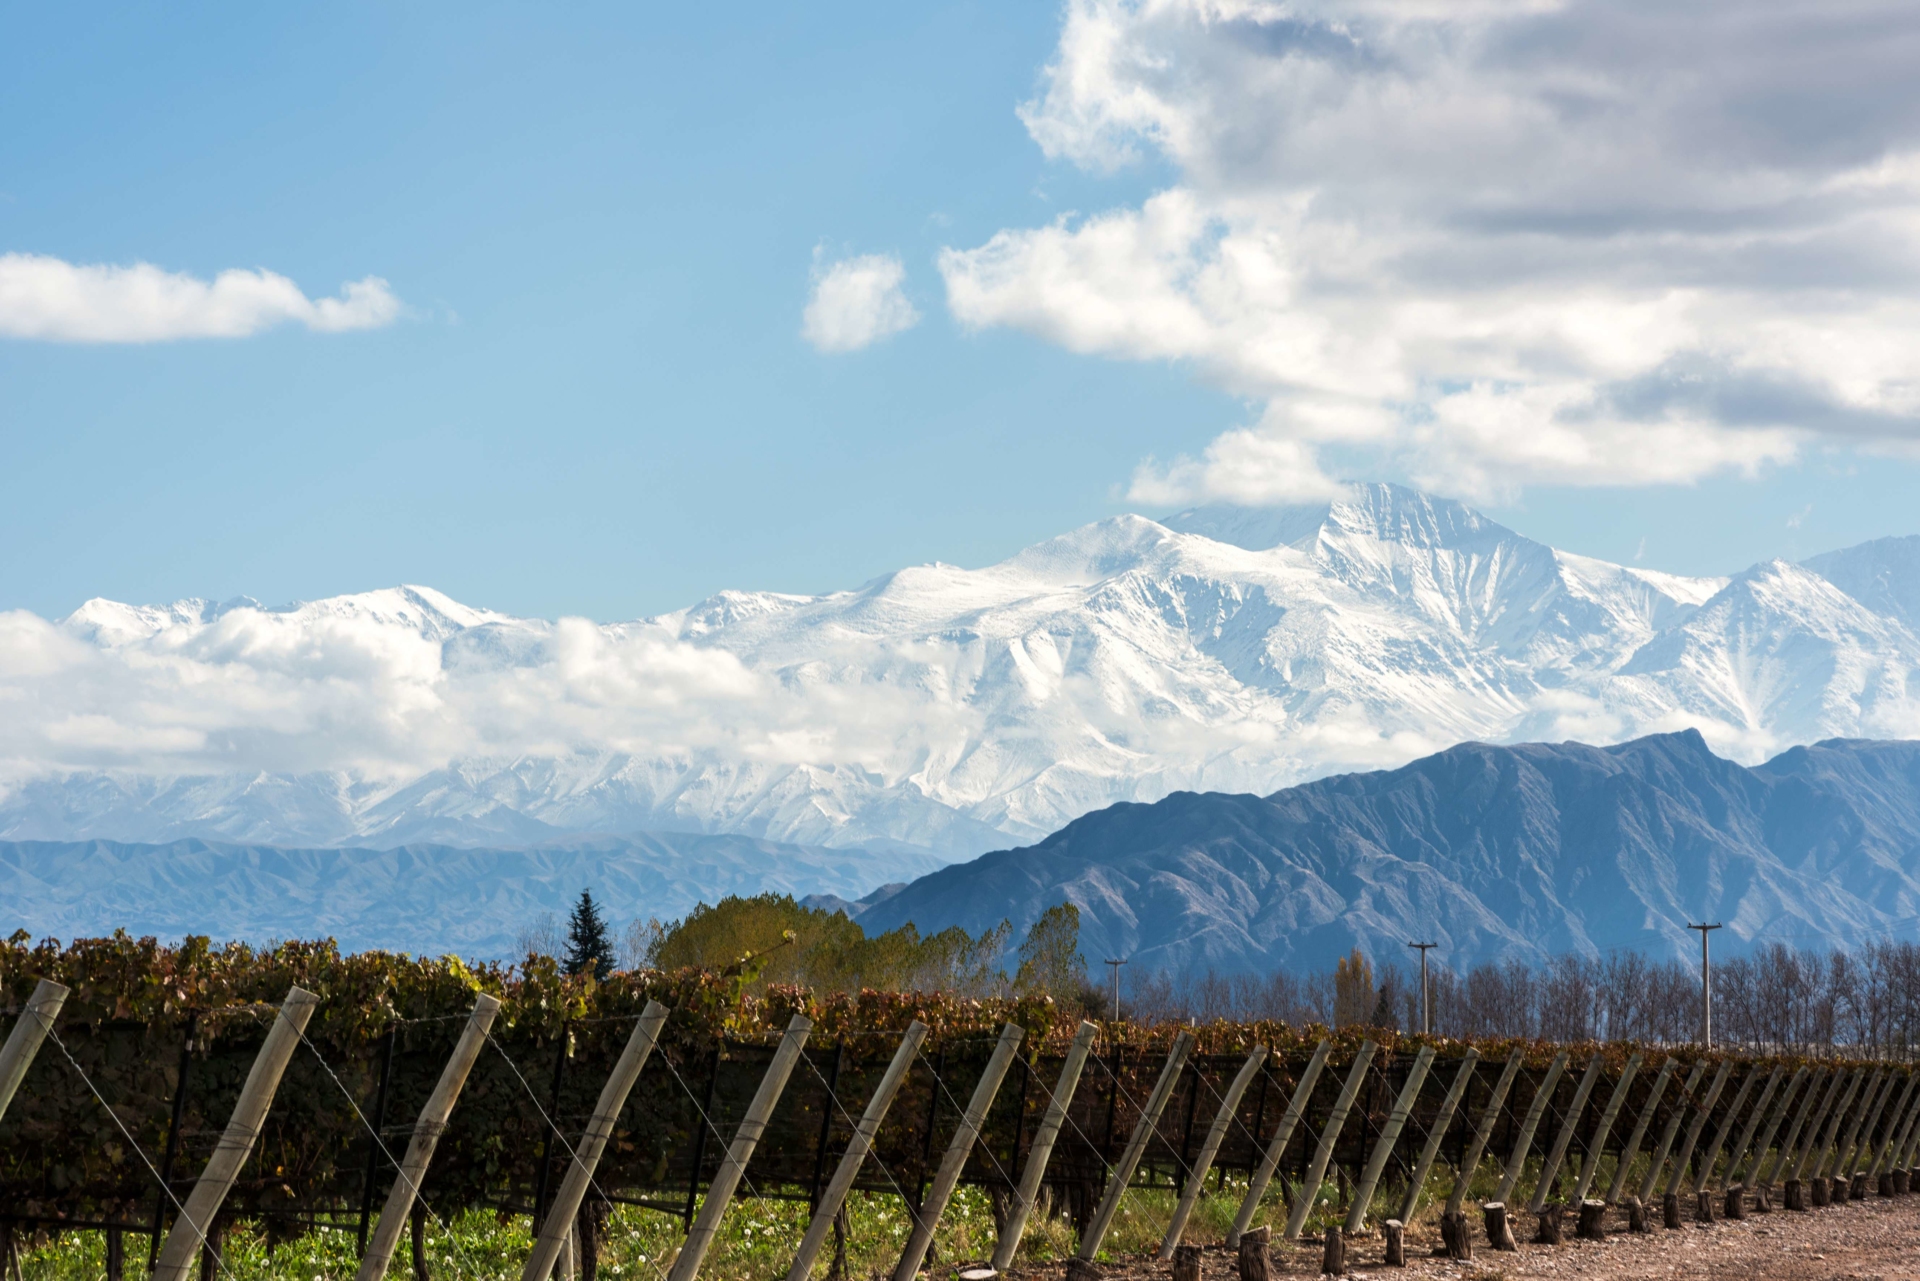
[0,253,401,342]
[942,0,1920,502]
[801,252,920,352]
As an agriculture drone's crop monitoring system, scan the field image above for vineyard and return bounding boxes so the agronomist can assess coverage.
[7,933,1920,1280]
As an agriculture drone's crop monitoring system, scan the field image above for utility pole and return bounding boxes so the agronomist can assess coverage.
[1687,923,1722,1048]
[1103,958,1127,1022]
[1407,941,1437,1035]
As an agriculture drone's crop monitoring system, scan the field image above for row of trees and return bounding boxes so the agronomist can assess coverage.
[525,890,1099,1008]
[1124,940,1920,1055]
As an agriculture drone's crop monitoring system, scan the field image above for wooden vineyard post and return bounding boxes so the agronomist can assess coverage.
[790,1021,930,1281]
[1742,1067,1807,1194]
[1889,1070,1920,1172]
[1282,1041,1378,1242]
[1660,1060,1731,1211]
[1868,1072,1920,1180]
[1690,1065,1760,1205]
[1528,1053,1604,1215]
[1446,1050,1525,1216]
[1570,1054,1641,1205]
[1634,1062,1708,1205]
[1765,1067,1832,1192]
[667,1014,813,1281]
[1839,1070,1895,1185]
[1606,1058,1674,1204]
[1797,1068,1863,1189]
[523,1000,668,1281]
[1828,1069,1883,1190]
[890,1023,1024,1281]
[1074,1031,1194,1265]
[1159,1045,1269,1257]
[1491,1052,1568,1206]
[0,979,68,1123]
[357,995,503,1281]
[1343,1046,1435,1234]
[990,1021,1096,1273]
[153,986,321,1281]
[1397,1049,1480,1223]
[1718,1066,1783,1196]
[1228,1038,1331,1247]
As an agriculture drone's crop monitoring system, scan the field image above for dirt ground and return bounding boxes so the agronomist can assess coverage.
[1003,1191,1920,1281]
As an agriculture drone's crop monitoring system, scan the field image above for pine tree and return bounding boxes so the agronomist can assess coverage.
[564,888,616,980]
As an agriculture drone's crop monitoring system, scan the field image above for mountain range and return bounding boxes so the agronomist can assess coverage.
[5,483,1918,865]
[860,731,1920,972]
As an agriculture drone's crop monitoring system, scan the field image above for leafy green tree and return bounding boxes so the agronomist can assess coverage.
[563,889,616,980]
[1014,903,1087,999]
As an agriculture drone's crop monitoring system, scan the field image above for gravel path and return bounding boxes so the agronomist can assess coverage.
[1002,1191,1920,1281]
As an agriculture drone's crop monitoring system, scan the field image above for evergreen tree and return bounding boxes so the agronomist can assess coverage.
[564,888,616,980]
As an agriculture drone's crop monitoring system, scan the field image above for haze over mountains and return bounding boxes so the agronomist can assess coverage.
[5,483,1918,865]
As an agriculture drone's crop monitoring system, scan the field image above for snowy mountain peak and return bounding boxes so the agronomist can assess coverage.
[6,483,1918,860]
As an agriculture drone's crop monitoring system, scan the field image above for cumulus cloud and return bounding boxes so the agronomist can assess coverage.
[0,253,401,342]
[802,251,920,352]
[941,0,1920,501]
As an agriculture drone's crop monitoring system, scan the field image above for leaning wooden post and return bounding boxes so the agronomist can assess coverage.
[1659,1060,1731,1199]
[153,986,321,1281]
[1491,1052,1567,1206]
[1690,1065,1759,1196]
[1397,1050,1479,1222]
[1718,1066,1782,1192]
[1741,1067,1806,1188]
[358,995,503,1281]
[1890,1069,1920,1170]
[890,1023,1024,1281]
[1868,1072,1920,1178]
[989,1021,1097,1273]
[791,1022,930,1281]
[667,1014,812,1281]
[1764,1067,1834,1189]
[1159,1045,1269,1257]
[1634,1061,1707,1204]
[1606,1058,1674,1204]
[1837,1070,1893,1180]
[1075,1031,1194,1264]
[1570,1054,1641,1204]
[1528,1053,1603,1214]
[1447,1049,1526,1216]
[0,979,68,1124]
[1344,1046,1435,1234]
[522,1000,669,1281]
[1796,1068,1863,1185]
[1282,1041,1378,1241]
[1228,1039,1331,1247]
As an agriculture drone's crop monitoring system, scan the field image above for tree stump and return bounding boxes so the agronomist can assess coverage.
[1320,1227,1347,1276]
[1785,1179,1807,1211]
[1534,1204,1564,1245]
[1753,1185,1773,1213]
[1439,1209,1473,1261]
[1661,1192,1682,1230]
[1482,1202,1517,1252]
[1576,1199,1607,1240]
[1694,1189,1716,1225]
[1172,1243,1203,1281]
[1724,1185,1746,1220]
[1881,1172,1897,1198]
[1066,1260,1103,1281]
[1811,1176,1831,1207]
[1383,1219,1405,1268]
[1238,1225,1272,1281]
[1625,1196,1650,1233]
[1850,1172,1868,1200]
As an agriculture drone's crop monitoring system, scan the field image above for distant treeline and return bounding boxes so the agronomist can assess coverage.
[1125,940,1920,1056]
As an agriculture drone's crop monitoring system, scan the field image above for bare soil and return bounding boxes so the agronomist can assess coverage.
[1003,1191,1920,1281]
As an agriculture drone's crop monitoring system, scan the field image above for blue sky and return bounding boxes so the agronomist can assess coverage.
[6,1,1920,622]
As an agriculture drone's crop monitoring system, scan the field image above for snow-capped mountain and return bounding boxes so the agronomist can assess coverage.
[3,483,1917,858]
